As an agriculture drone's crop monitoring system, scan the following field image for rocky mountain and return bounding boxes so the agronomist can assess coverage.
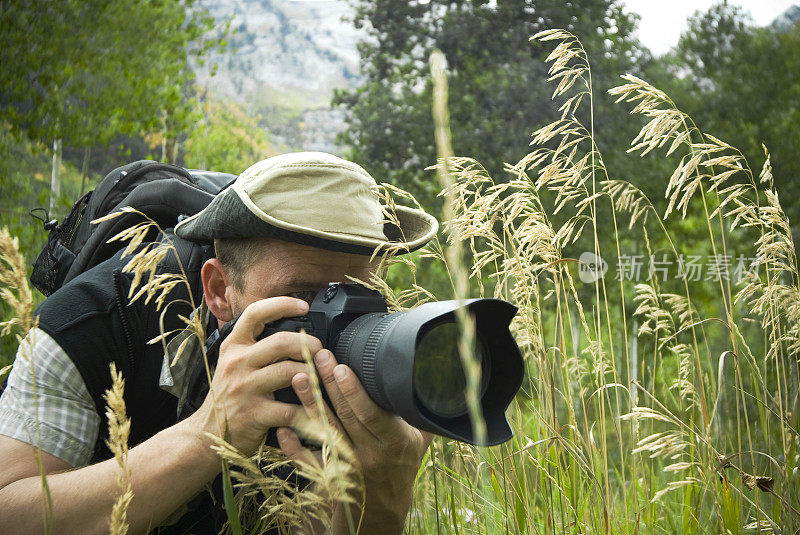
[193,0,366,153]
[771,4,800,32]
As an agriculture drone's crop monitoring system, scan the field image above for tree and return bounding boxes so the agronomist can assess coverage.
[0,0,226,208]
[662,1,800,226]
[183,91,275,175]
[333,0,646,211]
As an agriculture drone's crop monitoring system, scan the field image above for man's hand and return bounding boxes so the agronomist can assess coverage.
[188,296,322,455]
[278,348,432,534]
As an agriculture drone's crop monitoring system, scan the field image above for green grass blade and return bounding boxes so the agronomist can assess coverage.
[221,458,242,535]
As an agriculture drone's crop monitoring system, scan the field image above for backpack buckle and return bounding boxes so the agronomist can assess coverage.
[29,208,58,231]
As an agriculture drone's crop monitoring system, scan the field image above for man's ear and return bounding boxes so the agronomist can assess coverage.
[201,258,235,323]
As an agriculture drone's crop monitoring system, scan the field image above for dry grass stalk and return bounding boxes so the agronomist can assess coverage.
[732,152,800,362]
[206,389,362,533]
[431,49,487,447]
[0,228,27,377]
[649,478,699,503]
[92,209,202,349]
[207,431,360,535]
[294,335,364,531]
[103,363,134,535]
[355,183,437,311]
[602,180,653,230]
[608,74,757,221]
[608,70,800,522]
[207,438,303,534]
[0,227,34,337]
[0,226,54,532]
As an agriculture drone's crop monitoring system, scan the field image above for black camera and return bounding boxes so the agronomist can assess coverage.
[184,283,524,446]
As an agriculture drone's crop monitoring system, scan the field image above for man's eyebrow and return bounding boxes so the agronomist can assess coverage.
[270,277,328,295]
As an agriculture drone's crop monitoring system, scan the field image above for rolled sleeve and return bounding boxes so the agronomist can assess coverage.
[0,328,100,467]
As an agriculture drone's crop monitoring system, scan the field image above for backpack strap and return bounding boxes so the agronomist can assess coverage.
[87,162,193,218]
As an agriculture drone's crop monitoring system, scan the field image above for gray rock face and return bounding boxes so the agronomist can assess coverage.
[771,4,800,33]
[193,0,366,153]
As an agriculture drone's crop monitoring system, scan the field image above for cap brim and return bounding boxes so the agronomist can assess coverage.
[174,188,438,255]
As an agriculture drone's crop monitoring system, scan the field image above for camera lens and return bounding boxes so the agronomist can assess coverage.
[413,321,490,418]
[331,293,523,445]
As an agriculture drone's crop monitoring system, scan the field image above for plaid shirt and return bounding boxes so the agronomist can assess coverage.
[0,317,203,467]
[0,328,99,466]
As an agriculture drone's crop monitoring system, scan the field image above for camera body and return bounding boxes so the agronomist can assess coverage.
[183,282,524,446]
[260,282,390,352]
[182,283,388,417]
[250,283,391,409]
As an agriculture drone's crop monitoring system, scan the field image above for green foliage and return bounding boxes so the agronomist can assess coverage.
[0,0,226,149]
[334,0,647,211]
[652,2,800,227]
[0,0,233,366]
[0,131,86,364]
[183,92,274,175]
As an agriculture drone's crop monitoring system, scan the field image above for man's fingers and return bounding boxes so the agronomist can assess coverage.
[277,427,319,467]
[248,331,322,367]
[246,360,308,394]
[314,350,375,443]
[330,364,406,442]
[292,372,346,436]
[251,399,303,430]
[227,297,309,344]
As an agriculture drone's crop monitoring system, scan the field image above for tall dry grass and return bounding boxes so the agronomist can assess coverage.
[0,227,54,533]
[105,363,134,535]
[391,28,799,534]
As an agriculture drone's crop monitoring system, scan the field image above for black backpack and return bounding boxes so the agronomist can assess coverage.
[29,160,236,296]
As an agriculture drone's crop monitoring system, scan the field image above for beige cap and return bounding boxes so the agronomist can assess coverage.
[174,152,438,255]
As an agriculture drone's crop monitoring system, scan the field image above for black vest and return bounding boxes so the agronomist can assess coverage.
[35,234,232,533]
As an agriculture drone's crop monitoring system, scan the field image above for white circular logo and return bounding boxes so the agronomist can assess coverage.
[579,251,607,283]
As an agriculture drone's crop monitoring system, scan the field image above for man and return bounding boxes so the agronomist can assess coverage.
[0,152,439,533]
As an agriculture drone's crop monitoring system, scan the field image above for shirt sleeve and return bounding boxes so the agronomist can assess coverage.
[0,327,100,467]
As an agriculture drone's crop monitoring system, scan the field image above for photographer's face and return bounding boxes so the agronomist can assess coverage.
[227,239,378,319]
